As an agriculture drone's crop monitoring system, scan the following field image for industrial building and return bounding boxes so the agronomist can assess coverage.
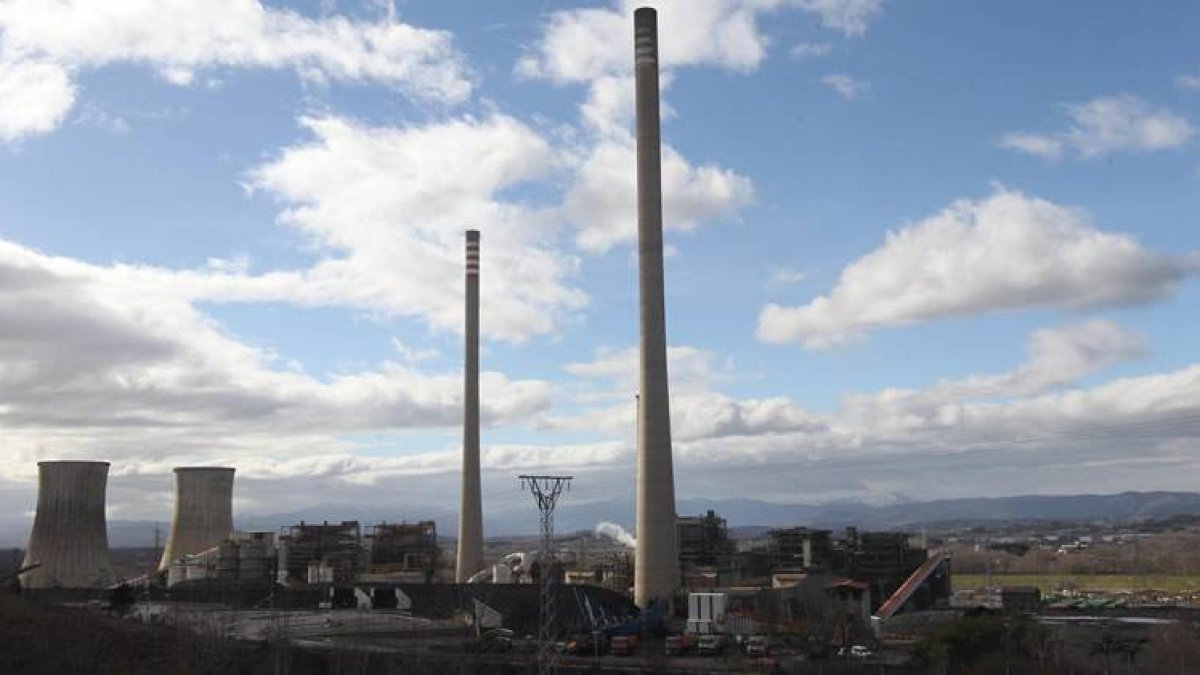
[768,527,834,570]
[278,520,364,585]
[164,530,276,588]
[366,521,439,581]
[676,510,734,568]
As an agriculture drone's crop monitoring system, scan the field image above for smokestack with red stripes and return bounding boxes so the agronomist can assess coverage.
[633,7,680,609]
[456,229,484,582]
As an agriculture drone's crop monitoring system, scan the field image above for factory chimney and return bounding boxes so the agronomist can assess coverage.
[21,461,114,589]
[633,7,681,609]
[158,467,235,571]
[456,229,484,582]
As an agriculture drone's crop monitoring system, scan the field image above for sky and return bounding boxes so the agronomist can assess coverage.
[1,0,1199,534]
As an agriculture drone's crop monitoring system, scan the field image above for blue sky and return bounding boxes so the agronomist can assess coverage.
[1,0,1198,527]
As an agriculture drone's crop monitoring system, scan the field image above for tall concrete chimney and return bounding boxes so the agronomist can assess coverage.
[21,461,113,589]
[456,229,484,582]
[633,7,680,609]
[158,467,235,571]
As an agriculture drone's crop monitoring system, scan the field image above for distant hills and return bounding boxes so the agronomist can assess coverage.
[3,491,1200,547]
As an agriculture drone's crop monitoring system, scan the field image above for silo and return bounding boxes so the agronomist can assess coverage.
[21,460,114,589]
[158,467,235,571]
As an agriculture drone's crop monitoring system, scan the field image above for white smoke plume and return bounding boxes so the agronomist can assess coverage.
[595,521,637,549]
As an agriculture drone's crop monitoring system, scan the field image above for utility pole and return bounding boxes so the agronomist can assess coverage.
[520,474,573,675]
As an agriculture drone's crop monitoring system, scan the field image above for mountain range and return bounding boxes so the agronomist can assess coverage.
[4,491,1200,547]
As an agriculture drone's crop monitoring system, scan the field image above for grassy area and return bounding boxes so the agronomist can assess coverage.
[954,574,1200,593]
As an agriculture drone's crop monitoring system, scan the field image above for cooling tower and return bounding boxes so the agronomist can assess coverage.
[21,461,114,589]
[633,7,681,609]
[158,467,235,571]
[456,229,484,582]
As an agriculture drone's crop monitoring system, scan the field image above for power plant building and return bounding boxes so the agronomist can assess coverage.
[21,460,114,589]
[278,520,364,584]
[368,521,439,579]
[159,467,235,571]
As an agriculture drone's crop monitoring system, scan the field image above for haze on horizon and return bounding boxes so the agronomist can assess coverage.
[0,0,1198,528]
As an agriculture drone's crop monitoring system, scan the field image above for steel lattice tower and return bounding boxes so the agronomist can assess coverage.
[519,474,573,675]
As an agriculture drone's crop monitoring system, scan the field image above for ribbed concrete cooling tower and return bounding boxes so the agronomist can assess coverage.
[158,467,235,571]
[633,7,681,609]
[21,461,114,589]
[456,229,484,582]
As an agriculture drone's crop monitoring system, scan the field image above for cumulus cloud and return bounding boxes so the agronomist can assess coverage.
[188,114,587,342]
[565,138,754,253]
[821,72,870,100]
[532,319,1200,508]
[758,189,1196,348]
[0,0,472,141]
[0,57,76,142]
[518,0,883,83]
[1178,72,1200,92]
[789,0,883,36]
[999,95,1195,160]
[0,238,552,480]
[551,345,823,441]
[522,1,839,254]
[840,320,1146,433]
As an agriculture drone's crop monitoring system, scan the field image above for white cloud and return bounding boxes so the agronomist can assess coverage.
[0,57,76,142]
[1000,95,1195,160]
[821,72,870,100]
[790,41,833,59]
[390,338,439,363]
[0,0,472,140]
[787,0,883,37]
[518,1,766,84]
[535,320,1200,507]
[565,138,754,253]
[0,237,552,481]
[1178,72,1200,92]
[758,189,1195,348]
[195,114,587,342]
[841,321,1146,432]
[518,0,883,83]
[553,345,823,441]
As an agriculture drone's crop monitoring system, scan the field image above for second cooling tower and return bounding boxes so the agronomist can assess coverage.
[159,467,235,571]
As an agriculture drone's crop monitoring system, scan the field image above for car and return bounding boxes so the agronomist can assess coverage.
[745,635,772,657]
[696,633,727,656]
[838,644,873,658]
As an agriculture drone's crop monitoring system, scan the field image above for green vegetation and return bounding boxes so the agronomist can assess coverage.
[954,574,1200,593]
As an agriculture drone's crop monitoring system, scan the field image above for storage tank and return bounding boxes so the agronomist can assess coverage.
[21,460,114,589]
[158,467,235,570]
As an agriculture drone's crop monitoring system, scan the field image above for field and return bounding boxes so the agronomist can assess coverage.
[953,574,1200,593]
